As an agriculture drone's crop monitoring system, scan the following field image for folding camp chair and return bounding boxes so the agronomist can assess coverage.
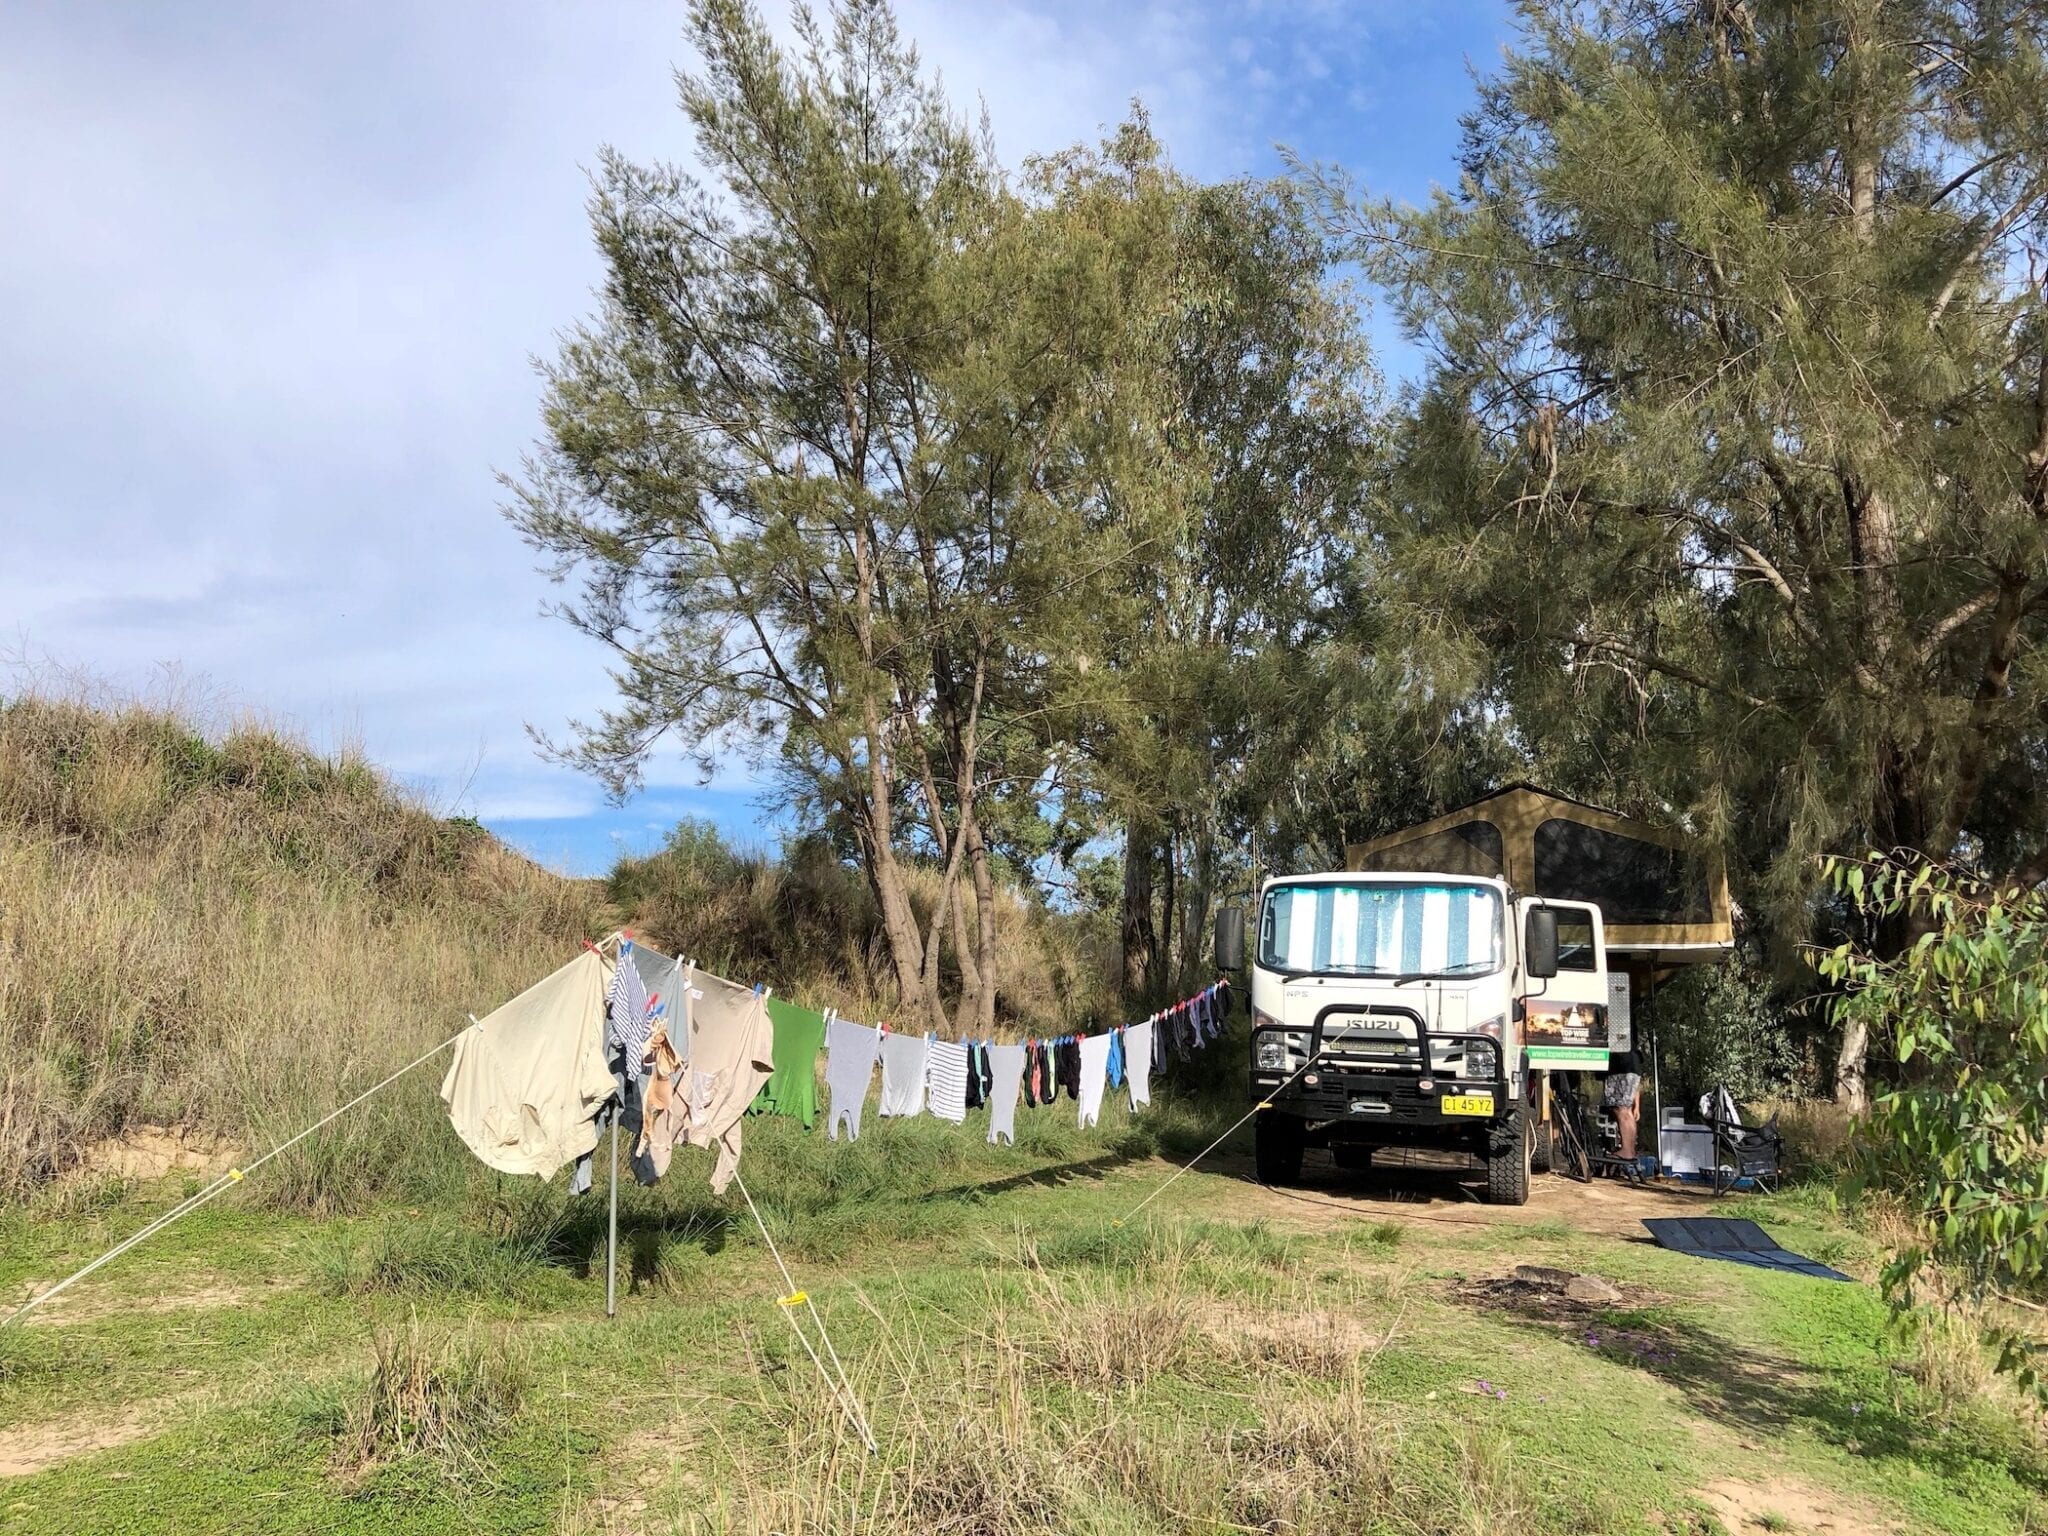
[1702,1085,1783,1196]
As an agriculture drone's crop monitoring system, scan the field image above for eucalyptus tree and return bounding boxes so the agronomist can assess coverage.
[1320,0,2048,1104]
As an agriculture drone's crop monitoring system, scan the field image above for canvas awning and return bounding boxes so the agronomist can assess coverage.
[1344,784,1732,962]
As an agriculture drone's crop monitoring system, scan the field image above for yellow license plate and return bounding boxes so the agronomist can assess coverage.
[1441,1095,1495,1117]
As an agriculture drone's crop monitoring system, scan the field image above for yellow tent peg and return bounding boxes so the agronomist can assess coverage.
[777,1291,808,1307]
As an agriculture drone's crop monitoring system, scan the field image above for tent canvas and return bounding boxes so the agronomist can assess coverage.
[1344,784,1732,961]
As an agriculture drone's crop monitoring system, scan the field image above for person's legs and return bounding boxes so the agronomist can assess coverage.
[1617,1103,1639,1159]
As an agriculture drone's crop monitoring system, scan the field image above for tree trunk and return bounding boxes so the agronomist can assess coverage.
[1833,1013,1869,1115]
[1160,831,1178,995]
[857,708,930,1023]
[963,806,999,1034]
[1121,821,1157,1004]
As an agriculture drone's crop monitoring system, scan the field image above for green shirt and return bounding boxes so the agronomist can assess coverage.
[750,996,827,1127]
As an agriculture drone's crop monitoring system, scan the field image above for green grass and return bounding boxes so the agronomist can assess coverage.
[0,1099,2041,1536]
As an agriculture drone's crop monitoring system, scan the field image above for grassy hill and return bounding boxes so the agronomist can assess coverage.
[0,694,600,1207]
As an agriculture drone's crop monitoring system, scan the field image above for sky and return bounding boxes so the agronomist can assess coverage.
[0,0,1510,876]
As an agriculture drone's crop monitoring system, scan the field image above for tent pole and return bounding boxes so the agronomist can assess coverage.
[605,1106,619,1320]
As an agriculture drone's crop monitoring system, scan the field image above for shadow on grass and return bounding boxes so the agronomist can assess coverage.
[1473,1295,2048,1499]
[921,1151,1147,1205]
[526,1200,733,1286]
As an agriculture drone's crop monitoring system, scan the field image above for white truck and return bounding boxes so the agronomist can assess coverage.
[1213,871,1612,1205]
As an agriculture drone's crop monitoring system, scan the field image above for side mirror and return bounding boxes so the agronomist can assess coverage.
[1214,908,1246,972]
[1525,907,1559,980]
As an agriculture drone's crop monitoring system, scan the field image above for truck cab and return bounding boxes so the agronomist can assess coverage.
[1219,871,1610,1205]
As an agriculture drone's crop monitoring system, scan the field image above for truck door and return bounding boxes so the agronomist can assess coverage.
[1516,899,1611,1070]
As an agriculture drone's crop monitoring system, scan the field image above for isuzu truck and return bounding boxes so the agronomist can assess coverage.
[1213,785,1734,1204]
[1215,872,1609,1204]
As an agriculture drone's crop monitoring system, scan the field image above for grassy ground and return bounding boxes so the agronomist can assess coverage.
[2,1097,2041,1536]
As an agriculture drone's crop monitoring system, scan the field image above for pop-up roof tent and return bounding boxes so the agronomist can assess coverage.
[1344,784,1732,966]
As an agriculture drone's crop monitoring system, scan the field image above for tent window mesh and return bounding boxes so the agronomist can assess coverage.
[1533,819,1710,924]
[1353,820,1504,878]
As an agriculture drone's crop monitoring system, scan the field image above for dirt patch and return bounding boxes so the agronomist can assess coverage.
[0,1408,155,1478]
[18,1282,249,1329]
[1453,1263,1658,1322]
[70,1125,236,1184]
[1698,1476,1905,1535]
[1208,1150,1728,1241]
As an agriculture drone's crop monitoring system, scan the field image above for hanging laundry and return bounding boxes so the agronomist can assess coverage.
[670,968,776,1192]
[1075,1032,1111,1129]
[878,1030,930,1117]
[978,1042,994,1103]
[1037,1040,1060,1105]
[986,1043,1025,1146]
[441,949,616,1179]
[963,1040,984,1111]
[927,1040,970,1123]
[1106,1028,1124,1091]
[751,997,828,1127]
[1056,1036,1083,1101]
[606,939,654,1068]
[824,1017,882,1142]
[1126,1020,1155,1110]
[636,1020,688,1178]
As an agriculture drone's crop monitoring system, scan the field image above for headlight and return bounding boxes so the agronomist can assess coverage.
[1255,1036,1289,1071]
[1462,1038,1499,1079]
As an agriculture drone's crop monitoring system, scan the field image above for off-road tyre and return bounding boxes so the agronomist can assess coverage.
[1530,1119,1554,1175]
[1255,1113,1306,1185]
[1483,1111,1532,1206]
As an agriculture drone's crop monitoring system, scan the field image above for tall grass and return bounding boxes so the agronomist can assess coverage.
[314,1318,530,1490]
[0,692,599,1206]
[597,1237,1569,1536]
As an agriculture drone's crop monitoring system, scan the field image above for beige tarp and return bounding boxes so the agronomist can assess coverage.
[439,948,616,1178]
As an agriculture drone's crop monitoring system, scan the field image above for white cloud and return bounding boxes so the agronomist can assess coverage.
[0,0,1504,871]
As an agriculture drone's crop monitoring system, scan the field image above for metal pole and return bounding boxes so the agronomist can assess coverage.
[1651,1031,1663,1168]
[605,1105,619,1320]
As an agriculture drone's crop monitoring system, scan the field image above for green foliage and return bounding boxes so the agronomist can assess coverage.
[1642,948,1812,1110]
[1820,854,2048,1397]
[1316,2,2048,1001]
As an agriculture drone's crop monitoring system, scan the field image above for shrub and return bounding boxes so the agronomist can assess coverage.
[1821,855,2048,1398]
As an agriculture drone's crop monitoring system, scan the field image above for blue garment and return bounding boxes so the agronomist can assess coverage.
[1106,1028,1125,1090]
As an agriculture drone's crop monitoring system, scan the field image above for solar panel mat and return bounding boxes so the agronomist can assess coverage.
[1641,1217,1852,1282]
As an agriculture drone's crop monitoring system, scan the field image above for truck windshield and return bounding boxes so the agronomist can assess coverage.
[1258,881,1503,978]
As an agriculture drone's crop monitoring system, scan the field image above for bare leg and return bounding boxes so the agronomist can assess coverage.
[1617,1104,1638,1160]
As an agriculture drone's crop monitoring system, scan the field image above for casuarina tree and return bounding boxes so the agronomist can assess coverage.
[509,0,1135,1032]
[1316,0,2048,1106]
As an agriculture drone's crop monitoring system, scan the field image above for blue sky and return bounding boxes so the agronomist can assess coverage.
[1,0,1510,876]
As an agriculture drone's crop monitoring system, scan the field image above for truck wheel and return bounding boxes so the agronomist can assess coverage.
[1530,1119,1554,1175]
[1255,1114,1305,1186]
[1483,1111,1532,1206]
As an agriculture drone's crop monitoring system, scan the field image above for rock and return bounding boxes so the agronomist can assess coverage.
[1564,1274,1623,1305]
[1511,1264,1575,1289]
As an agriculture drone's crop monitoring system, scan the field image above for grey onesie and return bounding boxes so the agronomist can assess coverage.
[825,1017,882,1142]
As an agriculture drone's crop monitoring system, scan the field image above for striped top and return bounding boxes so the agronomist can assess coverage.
[926,1039,969,1123]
